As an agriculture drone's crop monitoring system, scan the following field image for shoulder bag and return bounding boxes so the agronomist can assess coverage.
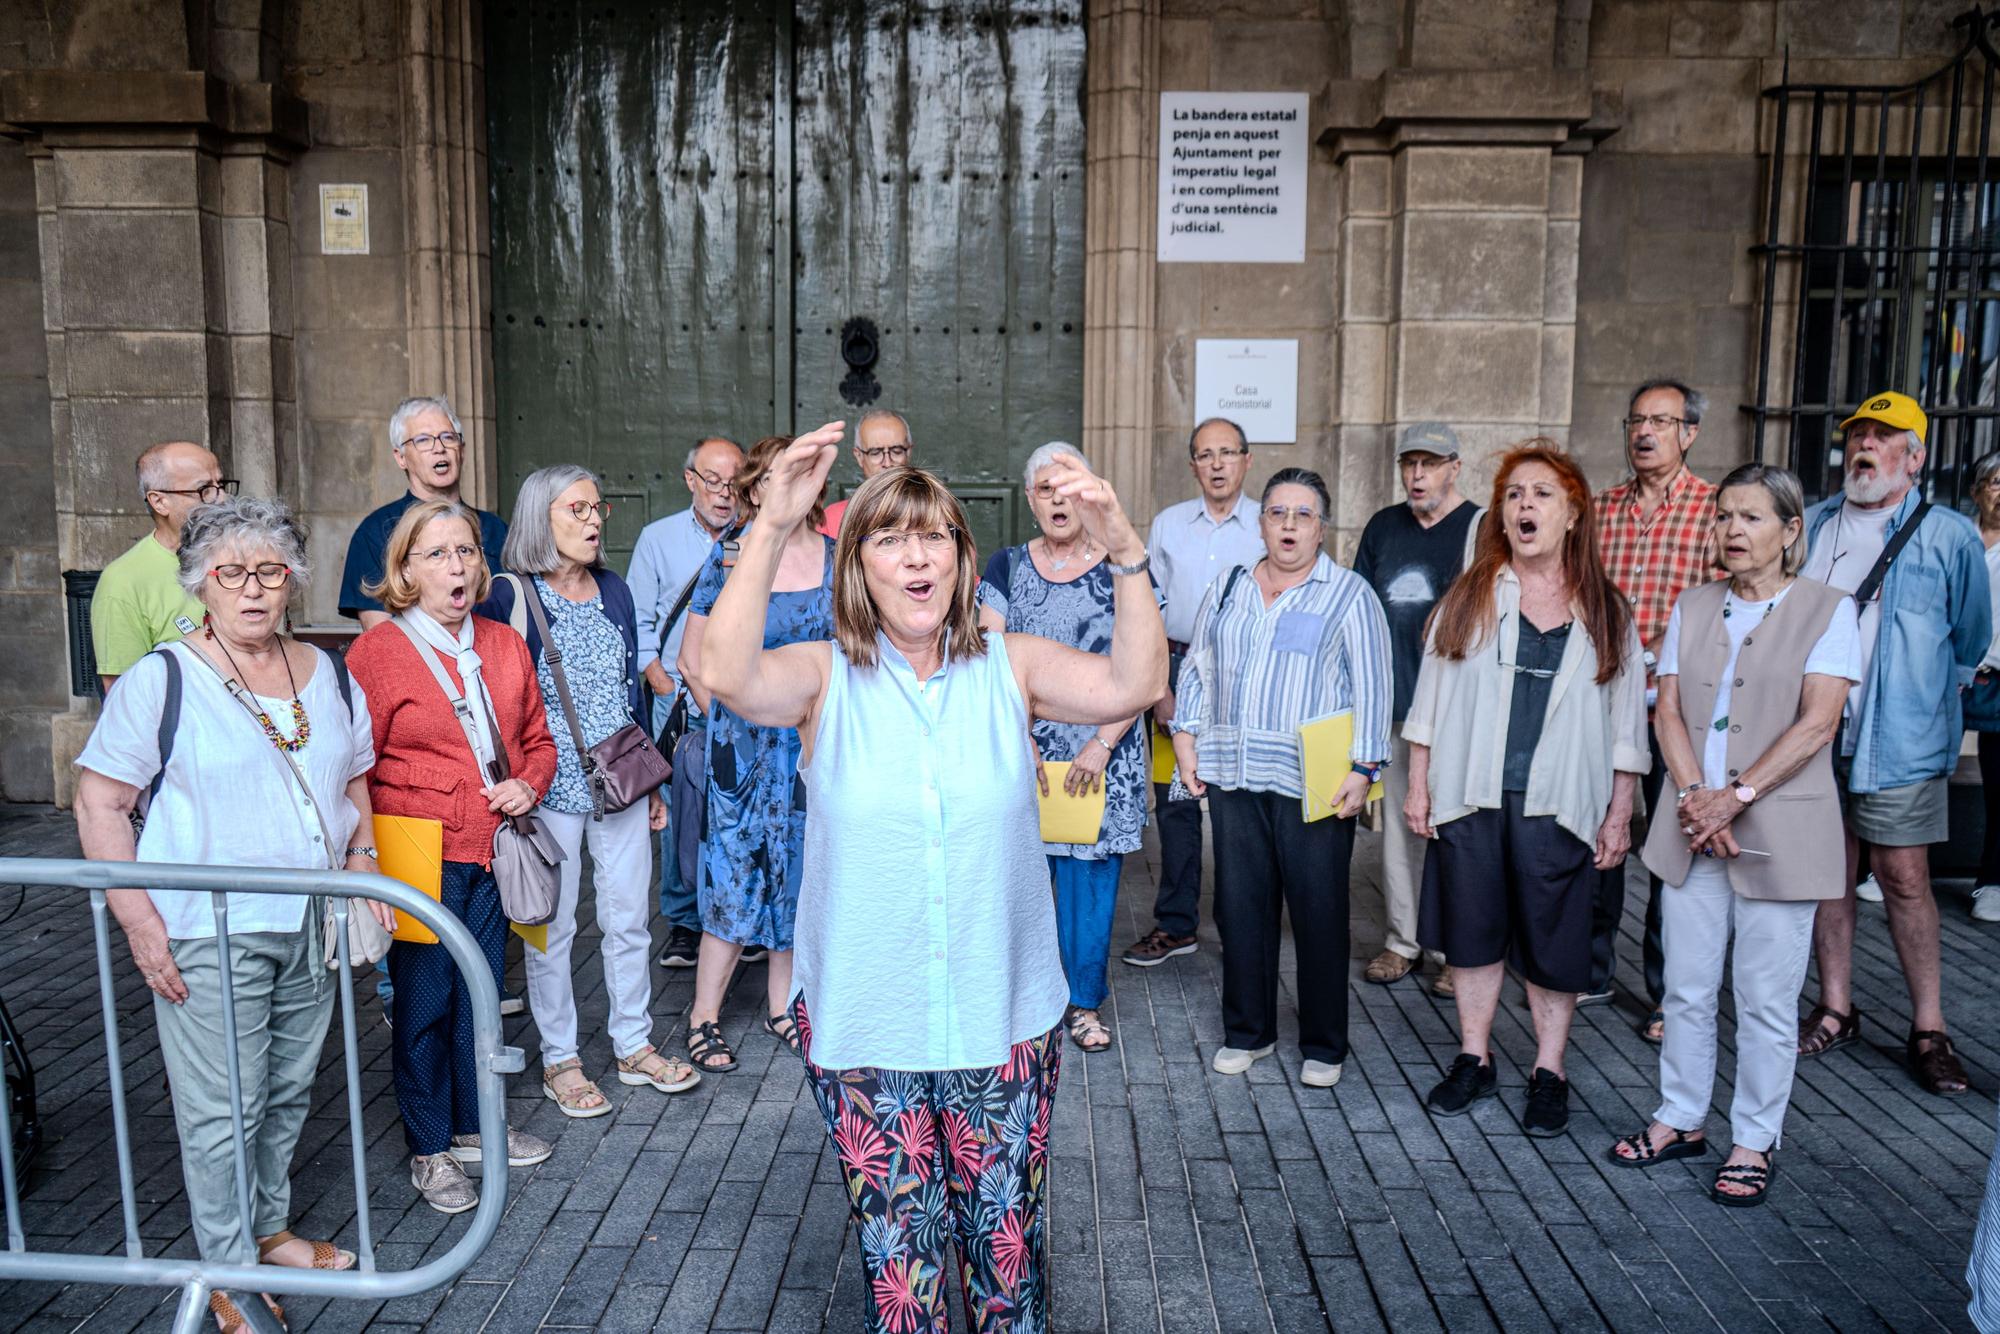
[393,618,564,925]
[515,575,671,819]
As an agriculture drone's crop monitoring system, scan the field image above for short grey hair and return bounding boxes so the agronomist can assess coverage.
[682,436,743,472]
[1188,417,1248,456]
[1717,462,1809,576]
[858,408,913,445]
[1973,451,2000,493]
[388,395,463,452]
[176,496,311,599]
[503,464,601,574]
[1629,377,1707,427]
[1023,441,1087,490]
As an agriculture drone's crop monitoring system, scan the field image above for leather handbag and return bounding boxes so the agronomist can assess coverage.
[510,573,671,819]
[394,618,564,925]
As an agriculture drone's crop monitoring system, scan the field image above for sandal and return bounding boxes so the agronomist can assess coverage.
[209,1292,284,1333]
[1797,1003,1860,1057]
[1605,1124,1707,1168]
[1066,1006,1112,1053]
[687,1020,738,1073]
[763,1011,802,1054]
[1638,1010,1665,1045]
[257,1228,355,1270]
[1907,1029,1970,1096]
[542,1058,612,1118]
[618,1044,701,1094]
[1711,1151,1775,1207]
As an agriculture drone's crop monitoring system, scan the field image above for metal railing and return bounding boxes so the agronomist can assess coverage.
[0,858,524,1334]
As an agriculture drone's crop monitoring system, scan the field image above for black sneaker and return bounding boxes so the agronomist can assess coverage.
[1523,1067,1569,1137]
[739,944,769,964]
[1425,1053,1497,1116]
[656,926,701,969]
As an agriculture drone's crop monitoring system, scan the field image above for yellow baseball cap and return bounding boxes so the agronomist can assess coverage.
[1839,391,1928,445]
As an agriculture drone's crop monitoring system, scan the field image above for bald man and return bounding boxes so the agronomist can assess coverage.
[91,441,232,692]
[819,408,913,535]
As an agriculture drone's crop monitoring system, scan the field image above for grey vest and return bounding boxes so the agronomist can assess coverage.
[1642,577,1847,901]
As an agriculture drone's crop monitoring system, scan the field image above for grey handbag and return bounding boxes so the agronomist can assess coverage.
[394,618,565,926]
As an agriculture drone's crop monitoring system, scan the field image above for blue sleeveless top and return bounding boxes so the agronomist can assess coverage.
[790,630,1070,1071]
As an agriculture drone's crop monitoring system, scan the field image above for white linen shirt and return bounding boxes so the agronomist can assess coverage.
[76,641,376,939]
[1148,492,1267,644]
[1402,568,1650,846]
[628,507,726,679]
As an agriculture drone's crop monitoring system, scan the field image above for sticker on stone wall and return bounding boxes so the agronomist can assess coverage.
[1195,340,1298,444]
[320,184,370,255]
[1158,91,1307,264]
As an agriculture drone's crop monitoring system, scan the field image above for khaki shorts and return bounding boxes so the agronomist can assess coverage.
[1836,763,1950,847]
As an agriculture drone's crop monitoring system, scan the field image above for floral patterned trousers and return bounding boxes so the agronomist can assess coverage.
[793,998,1062,1334]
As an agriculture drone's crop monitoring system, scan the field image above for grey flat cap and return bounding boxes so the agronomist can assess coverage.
[1397,422,1461,458]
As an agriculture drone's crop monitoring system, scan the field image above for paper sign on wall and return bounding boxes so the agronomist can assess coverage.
[320,184,370,255]
[1158,91,1308,264]
[1195,340,1298,444]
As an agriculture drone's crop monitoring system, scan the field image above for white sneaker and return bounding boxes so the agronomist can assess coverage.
[1300,1060,1343,1088]
[1974,885,2000,922]
[1854,873,1883,903]
[1211,1044,1274,1075]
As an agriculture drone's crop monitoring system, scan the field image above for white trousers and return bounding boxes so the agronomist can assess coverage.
[1653,857,1818,1151]
[1379,734,1441,962]
[524,800,655,1067]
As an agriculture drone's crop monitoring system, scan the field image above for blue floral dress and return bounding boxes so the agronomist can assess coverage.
[690,528,836,948]
[530,575,634,817]
[977,546,1155,860]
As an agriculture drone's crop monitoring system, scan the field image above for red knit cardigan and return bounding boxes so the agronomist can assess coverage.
[346,615,559,865]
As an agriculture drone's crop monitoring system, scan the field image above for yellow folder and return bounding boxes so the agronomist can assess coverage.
[1298,711,1385,823]
[1150,724,1177,785]
[1037,762,1108,845]
[511,921,549,953]
[374,813,444,945]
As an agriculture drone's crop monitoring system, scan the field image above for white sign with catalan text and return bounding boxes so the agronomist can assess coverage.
[1158,91,1308,263]
[1195,339,1298,444]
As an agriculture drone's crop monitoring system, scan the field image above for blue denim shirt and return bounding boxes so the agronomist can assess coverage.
[1804,489,1991,792]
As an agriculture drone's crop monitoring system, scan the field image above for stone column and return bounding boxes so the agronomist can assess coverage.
[1082,0,1160,518]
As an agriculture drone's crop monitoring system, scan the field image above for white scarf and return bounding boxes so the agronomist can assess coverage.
[400,607,499,772]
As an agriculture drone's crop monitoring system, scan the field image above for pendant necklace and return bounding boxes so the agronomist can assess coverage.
[209,628,311,752]
[1046,538,1093,573]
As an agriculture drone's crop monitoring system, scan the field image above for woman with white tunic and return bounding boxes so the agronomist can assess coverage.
[689,423,1167,1333]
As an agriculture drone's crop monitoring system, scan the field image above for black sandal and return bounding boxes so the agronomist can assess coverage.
[1638,1010,1666,1045]
[1797,1003,1860,1058]
[1711,1151,1775,1208]
[764,1011,802,1054]
[686,1020,738,1073]
[1606,1125,1708,1168]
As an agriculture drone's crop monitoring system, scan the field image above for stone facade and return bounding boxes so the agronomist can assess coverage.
[0,0,1980,802]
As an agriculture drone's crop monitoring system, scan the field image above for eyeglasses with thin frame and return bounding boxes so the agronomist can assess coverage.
[1622,414,1687,434]
[153,479,240,503]
[857,445,912,464]
[1192,447,1249,467]
[209,562,291,591]
[1262,504,1323,526]
[410,543,482,567]
[687,468,736,494]
[1399,454,1456,475]
[1497,612,1563,679]
[867,528,956,553]
[398,432,464,455]
[558,500,612,521]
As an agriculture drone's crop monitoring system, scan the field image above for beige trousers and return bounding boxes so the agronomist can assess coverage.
[1380,733,1442,962]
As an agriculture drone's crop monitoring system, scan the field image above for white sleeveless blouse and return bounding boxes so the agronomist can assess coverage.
[789,630,1070,1071]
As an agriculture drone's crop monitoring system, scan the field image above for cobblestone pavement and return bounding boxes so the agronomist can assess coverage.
[0,801,1990,1332]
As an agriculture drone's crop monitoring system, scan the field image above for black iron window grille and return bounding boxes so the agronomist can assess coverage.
[1751,7,2000,506]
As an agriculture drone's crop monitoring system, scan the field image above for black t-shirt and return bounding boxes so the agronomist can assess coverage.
[338,492,510,619]
[1503,619,1571,792]
[1352,500,1480,722]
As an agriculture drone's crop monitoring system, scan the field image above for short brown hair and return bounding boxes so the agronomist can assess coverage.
[833,468,987,668]
[363,499,492,614]
[737,436,826,533]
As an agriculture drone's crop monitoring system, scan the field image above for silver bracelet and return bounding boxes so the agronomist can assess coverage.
[1092,736,1115,755]
[1105,552,1151,577]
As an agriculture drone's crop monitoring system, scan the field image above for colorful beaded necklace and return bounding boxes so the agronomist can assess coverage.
[206,625,311,752]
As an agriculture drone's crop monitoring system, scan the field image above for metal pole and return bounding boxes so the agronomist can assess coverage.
[331,901,378,1272]
[89,889,145,1257]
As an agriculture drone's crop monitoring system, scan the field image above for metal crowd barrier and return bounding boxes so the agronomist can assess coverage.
[0,858,524,1334]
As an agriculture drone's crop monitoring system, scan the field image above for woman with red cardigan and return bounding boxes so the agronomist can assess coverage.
[346,499,559,1216]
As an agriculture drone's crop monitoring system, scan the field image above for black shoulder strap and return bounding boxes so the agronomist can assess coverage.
[327,648,355,718]
[660,521,744,656]
[1852,499,1931,606]
[1221,564,1248,608]
[150,649,182,801]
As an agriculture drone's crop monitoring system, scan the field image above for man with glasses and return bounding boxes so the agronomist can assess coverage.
[1124,416,1266,967]
[1354,423,1482,995]
[91,441,234,691]
[1591,377,1720,1040]
[338,395,509,629]
[818,408,912,535]
[629,435,745,968]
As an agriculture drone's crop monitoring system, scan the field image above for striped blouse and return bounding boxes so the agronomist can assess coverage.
[1171,552,1394,798]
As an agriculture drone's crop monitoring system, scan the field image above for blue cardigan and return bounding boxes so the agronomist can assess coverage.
[478,568,646,721]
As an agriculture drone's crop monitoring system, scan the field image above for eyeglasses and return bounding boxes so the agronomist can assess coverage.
[397,432,464,454]
[1192,447,1248,467]
[209,562,291,590]
[866,528,956,553]
[153,479,240,503]
[559,500,612,521]
[1262,505,1323,526]
[856,445,912,464]
[1496,629,1560,679]
[410,543,482,566]
[1399,455,1455,474]
[1622,414,1687,434]
[687,468,736,494]
[1029,482,1068,501]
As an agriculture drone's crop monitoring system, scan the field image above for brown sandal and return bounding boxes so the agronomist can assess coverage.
[1797,1004,1860,1057]
[257,1228,355,1270]
[1066,1006,1112,1052]
[209,1291,285,1332]
[1907,1029,1970,1095]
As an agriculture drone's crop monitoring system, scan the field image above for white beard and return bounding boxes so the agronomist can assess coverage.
[1842,467,1902,505]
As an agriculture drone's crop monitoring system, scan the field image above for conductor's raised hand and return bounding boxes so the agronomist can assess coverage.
[757,422,846,535]
[1042,459,1145,564]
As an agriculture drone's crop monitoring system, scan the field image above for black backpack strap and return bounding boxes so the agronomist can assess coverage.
[1220,564,1248,608]
[326,648,355,719]
[1852,499,1931,606]
[149,649,182,802]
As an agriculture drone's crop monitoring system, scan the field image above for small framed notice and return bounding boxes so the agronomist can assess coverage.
[319,184,369,255]
[1158,91,1309,264]
[1194,339,1299,444]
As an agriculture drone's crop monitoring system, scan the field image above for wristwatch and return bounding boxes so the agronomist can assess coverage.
[345,845,379,860]
[1104,552,1151,577]
[1731,783,1757,806]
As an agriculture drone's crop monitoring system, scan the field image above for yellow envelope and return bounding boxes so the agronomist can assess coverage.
[1298,711,1385,823]
[1037,762,1108,844]
[375,814,444,945]
[1150,724,1177,785]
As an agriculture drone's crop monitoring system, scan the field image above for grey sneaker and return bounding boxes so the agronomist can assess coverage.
[1300,1059,1343,1088]
[449,1128,553,1169]
[1211,1044,1274,1075]
[410,1152,478,1215]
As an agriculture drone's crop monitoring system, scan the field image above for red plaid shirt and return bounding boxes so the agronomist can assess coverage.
[1595,467,1721,652]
